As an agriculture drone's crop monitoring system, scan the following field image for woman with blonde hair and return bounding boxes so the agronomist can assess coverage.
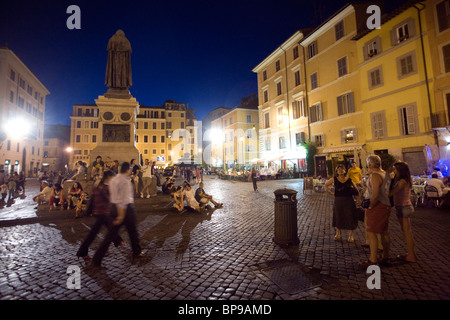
[360,155,392,268]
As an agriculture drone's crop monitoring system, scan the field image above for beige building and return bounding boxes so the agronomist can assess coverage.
[43,125,70,173]
[0,47,49,176]
[210,105,259,169]
[69,100,201,168]
[252,30,310,173]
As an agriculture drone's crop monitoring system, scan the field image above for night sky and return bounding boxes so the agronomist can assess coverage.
[1,0,406,126]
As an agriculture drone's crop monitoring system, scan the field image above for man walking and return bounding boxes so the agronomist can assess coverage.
[91,162,143,267]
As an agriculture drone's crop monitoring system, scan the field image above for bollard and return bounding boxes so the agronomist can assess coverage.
[273,188,299,246]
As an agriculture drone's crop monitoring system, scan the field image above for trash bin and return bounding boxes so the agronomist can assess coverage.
[273,188,299,246]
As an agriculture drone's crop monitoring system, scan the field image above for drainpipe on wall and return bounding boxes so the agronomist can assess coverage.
[280,47,292,152]
[299,43,311,142]
[413,2,439,155]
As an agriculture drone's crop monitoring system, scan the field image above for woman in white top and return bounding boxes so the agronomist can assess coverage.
[183,183,200,212]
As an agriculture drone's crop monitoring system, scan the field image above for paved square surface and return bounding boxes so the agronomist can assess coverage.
[0,176,449,302]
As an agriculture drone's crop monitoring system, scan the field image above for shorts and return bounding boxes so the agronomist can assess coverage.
[142,177,151,186]
[365,202,391,233]
[393,205,414,218]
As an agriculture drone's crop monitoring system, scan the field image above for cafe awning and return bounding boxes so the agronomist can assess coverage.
[322,144,363,154]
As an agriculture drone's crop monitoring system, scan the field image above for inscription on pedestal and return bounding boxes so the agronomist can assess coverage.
[103,124,130,142]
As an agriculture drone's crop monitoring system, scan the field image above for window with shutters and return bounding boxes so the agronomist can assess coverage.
[279,136,286,149]
[396,51,417,79]
[292,99,305,119]
[296,132,306,145]
[313,134,325,147]
[277,107,284,124]
[370,111,387,139]
[263,90,268,103]
[341,128,357,144]
[265,139,271,151]
[398,104,418,135]
[335,20,345,41]
[277,82,282,96]
[307,41,318,59]
[397,23,409,43]
[263,70,267,81]
[436,0,450,32]
[310,72,318,90]
[368,66,384,89]
[443,43,450,73]
[309,102,323,123]
[294,70,301,86]
[264,112,270,128]
[364,36,381,60]
[337,57,348,77]
[275,60,281,72]
[337,92,355,116]
[293,46,299,60]
[391,18,415,46]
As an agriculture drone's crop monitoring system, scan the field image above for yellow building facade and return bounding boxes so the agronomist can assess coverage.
[355,1,439,174]
[252,31,309,173]
[210,106,259,169]
[425,0,450,166]
[299,4,370,177]
[253,0,448,177]
[69,101,200,169]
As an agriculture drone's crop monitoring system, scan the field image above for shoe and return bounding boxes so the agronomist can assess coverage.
[140,193,143,198]
[378,257,391,267]
[215,203,223,208]
[396,254,417,263]
[146,194,150,199]
[77,255,91,262]
[359,259,378,269]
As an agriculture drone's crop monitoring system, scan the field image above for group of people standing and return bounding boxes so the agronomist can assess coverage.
[325,155,417,269]
[0,170,26,206]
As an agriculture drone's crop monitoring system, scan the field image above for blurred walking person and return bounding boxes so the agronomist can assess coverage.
[76,171,124,262]
[251,168,258,192]
[91,162,143,267]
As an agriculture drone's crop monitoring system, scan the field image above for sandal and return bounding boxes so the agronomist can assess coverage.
[396,254,416,263]
[378,258,391,267]
[359,259,378,269]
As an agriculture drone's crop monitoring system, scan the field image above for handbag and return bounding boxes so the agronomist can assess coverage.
[361,198,370,209]
[355,207,365,222]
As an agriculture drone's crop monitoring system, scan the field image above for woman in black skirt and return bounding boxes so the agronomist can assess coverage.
[325,164,360,242]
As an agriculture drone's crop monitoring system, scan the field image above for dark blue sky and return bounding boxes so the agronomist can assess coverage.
[1,0,404,125]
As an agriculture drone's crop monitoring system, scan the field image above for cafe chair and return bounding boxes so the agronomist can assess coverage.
[424,185,442,208]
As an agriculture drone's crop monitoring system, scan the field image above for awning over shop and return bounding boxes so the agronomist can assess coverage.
[322,144,363,154]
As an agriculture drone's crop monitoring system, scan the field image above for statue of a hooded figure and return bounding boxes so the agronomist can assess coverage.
[104,29,132,98]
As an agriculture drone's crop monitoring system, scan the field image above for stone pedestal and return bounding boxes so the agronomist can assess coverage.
[90,93,140,165]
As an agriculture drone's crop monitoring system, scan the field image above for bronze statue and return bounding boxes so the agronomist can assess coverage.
[105,29,132,93]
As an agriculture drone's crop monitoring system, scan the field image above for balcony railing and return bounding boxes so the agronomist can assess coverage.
[430,111,449,129]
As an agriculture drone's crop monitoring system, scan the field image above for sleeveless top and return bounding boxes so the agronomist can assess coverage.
[393,180,412,207]
[365,171,391,206]
[334,177,354,197]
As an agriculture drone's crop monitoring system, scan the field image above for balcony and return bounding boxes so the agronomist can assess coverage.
[430,112,449,129]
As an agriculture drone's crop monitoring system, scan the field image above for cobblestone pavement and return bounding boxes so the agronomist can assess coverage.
[0,176,449,303]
